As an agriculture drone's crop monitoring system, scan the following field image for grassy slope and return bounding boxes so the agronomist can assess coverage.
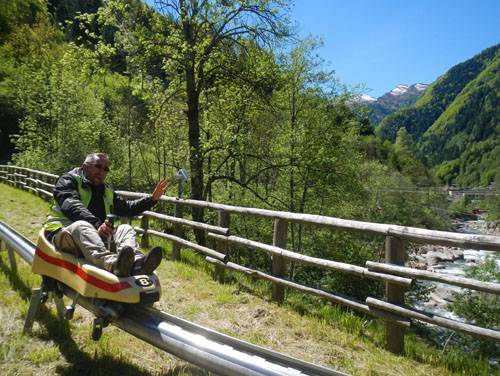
[0,183,489,376]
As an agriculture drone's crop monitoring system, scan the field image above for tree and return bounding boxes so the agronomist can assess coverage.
[147,0,293,243]
[394,127,416,155]
[11,44,118,173]
[0,0,44,43]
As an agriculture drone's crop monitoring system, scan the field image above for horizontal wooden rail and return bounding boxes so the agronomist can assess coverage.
[0,165,58,180]
[366,297,500,342]
[366,261,500,295]
[134,227,228,262]
[38,189,54,199]
[117,191,500,251]
[25,177,56,190]
[143,211,229,235]
[206,257,411,328]
[208,232,413,287]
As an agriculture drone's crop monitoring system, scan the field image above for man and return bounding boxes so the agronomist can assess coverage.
[44,153,168,277]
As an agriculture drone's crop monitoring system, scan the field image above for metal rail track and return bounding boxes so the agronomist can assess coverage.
[0,220,347,376]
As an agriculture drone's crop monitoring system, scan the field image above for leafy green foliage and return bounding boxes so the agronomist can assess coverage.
[354,134,447,230]
[451,256,500,357]
[0,0,45,43]
[9,43,120,173]
[0,8,65,163]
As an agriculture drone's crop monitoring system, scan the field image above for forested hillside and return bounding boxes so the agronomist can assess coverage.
[375,44,500,187]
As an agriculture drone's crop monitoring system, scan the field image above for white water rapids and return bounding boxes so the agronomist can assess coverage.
[412,220,500,320]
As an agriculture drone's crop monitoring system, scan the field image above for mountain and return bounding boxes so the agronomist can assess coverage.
[375,43,500,187]
[355,84,428,126]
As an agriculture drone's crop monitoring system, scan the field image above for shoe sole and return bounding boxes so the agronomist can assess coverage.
[141,246,162,275]
[115,247,134,277]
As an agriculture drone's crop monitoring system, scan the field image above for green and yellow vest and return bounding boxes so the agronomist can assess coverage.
[44,172,114,232]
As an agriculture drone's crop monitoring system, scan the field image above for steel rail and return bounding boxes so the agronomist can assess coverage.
[0,220,347,376]
[0,220,35,265]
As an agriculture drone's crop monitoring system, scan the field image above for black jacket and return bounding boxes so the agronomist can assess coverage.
[53,168,156,228]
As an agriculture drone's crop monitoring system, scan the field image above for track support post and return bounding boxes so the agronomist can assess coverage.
[24,288,42,333]
[24,279,66,333]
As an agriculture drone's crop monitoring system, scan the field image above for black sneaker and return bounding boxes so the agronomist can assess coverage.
[133,245,162,275]
[113,246,134,277]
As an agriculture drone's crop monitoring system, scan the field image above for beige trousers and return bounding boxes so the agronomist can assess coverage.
[53,220,143,273]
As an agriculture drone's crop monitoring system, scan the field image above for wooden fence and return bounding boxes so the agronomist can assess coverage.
[1,164,500,354]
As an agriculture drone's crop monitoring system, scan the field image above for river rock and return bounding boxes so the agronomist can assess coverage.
[487,220,500,229]
[449,248,464,260]
[415,246,464,266]
[427,286,456,307]
[463,220,500,236]
[416,245,435,255]
[427,264,445,272]
[425,250,454,264]
[411,220,500,322]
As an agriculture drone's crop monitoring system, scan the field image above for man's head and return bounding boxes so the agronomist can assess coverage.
[82,153,110,185]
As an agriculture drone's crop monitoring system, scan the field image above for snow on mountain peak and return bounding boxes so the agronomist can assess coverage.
[350,83,428,106]
[414,83,428,91]
[357,94,377,102]
[390,84,410,96]
[353,94,377,103]
[389,83,428,97]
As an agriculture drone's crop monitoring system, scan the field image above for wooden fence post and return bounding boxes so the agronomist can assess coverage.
[14,167,20,189]
[172,202,184,260]
[38,172,44,198]
[385,235,406,354]
[141,216,149,249]
[215,210,230,282]
[272,218,287,303]
[29,169,35,191]
[36,172,42,199]
[9,166,14,187]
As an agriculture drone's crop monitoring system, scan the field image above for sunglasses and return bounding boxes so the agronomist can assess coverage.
[90,163,110,173]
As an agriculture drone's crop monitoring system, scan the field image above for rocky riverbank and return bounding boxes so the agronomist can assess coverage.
[407,220,500,270]
[455,219,500,236]
[408,220,500,317]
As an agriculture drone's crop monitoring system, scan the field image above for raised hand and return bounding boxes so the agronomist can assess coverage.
[152,180,168,201]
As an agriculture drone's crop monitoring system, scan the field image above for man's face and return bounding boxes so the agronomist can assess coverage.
[83,157,109,186]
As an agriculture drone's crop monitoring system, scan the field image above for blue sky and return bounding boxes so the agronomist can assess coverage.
[291,1,500,97]
[144,1,500,98]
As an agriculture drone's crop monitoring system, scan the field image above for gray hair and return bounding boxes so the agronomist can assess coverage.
[84,153,109,165]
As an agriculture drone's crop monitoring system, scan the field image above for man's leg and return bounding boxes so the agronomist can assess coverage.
[54,220,119,273]
[114,224,143,261]
[114,224,162,275]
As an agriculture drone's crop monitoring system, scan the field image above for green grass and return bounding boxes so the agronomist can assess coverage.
[0,182,498,375]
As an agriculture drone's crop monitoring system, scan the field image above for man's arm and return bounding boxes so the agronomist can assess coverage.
[112,180,168,218]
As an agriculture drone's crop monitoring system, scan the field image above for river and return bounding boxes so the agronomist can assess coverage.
[412,219,500,320]
[410,219,500,366]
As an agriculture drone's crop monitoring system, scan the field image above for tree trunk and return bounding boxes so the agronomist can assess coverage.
[185,66,206,245]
